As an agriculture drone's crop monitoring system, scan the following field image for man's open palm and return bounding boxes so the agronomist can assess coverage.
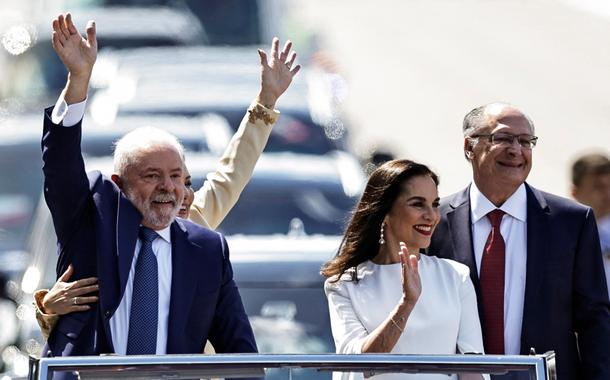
[51,13,97,78]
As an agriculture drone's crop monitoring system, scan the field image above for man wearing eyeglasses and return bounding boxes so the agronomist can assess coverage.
[428,102,610,380]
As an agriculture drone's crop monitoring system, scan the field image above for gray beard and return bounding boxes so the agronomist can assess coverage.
[124,187,180,228]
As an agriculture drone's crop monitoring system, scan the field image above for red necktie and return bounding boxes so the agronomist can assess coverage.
[480,209,506,354]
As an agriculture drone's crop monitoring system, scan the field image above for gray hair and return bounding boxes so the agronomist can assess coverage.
[462,102,536,138]
[113,127,185,176]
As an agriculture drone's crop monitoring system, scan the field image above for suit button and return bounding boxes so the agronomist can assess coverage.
[105,310,110,318]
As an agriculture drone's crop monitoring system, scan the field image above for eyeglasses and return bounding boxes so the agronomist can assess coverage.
[470,133,539,149]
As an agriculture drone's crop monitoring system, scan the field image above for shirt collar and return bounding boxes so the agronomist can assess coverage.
[470,182,527,223]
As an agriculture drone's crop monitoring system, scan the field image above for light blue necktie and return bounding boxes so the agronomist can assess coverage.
[126,226,159,355]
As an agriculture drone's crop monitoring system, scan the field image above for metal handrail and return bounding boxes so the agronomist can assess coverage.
[30,352,556,380]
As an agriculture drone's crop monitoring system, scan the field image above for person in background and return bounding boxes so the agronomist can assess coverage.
[571,152,610,293]
[322,159,485,380]
[428,102,610,380]
[178,168,195,219]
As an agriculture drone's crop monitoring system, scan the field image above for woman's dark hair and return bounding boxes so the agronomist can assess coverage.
[321,159,438,281]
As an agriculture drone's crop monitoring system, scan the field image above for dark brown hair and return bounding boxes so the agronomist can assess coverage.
[321,159,438,281]
[571,153,610,186]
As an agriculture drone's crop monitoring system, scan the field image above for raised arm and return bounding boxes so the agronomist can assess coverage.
[360,245,420,353]
[42,13,97,249]
[189,38,300,229]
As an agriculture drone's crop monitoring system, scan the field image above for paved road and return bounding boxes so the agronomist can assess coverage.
[295,0,610,198]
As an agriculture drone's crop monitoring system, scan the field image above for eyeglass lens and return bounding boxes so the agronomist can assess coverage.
[491,133,537,148]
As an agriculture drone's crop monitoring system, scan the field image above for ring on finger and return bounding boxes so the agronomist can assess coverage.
[73,297,78,305]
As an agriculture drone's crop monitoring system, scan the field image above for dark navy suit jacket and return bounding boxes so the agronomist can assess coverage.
[41,107,257,358]
[428,183,610,380]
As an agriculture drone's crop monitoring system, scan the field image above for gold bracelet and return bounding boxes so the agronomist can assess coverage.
[390,317,404,333]
[247,104,276,126]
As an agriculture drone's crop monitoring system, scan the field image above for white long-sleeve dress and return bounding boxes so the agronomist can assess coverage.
[325,254,485,380]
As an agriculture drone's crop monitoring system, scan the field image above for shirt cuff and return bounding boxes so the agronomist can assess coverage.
[33,289,59,341]
[51,97,87,127]
[33,289,56,316]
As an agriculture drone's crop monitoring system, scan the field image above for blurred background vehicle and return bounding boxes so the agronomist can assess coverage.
[226,235,339,356]
[87,45,349,154]
[1,5,207,110]
[57,0,264,45]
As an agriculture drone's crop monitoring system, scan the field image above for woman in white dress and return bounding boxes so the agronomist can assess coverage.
[322,159,485,380]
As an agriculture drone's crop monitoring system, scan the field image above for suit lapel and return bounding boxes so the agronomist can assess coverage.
[116,192,141,304]
[447,186,480,292]
[91,178,141,351]
[521,183,550,353]
[166,221,199,353]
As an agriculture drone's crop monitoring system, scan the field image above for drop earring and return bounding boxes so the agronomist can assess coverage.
[379,222,385,245]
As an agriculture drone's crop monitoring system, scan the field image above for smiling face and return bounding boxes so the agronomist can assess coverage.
[119,144,185,230]
[466,105,533,205]
[383,175,440,254]
[177,167,195,219]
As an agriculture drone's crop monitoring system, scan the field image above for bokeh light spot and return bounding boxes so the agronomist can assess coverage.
[324,118,346,140]
[1,25,32,55]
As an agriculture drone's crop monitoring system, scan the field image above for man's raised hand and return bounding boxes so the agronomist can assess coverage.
[51,13,97,104]
[51,13,97,79]
[256,38,301,110]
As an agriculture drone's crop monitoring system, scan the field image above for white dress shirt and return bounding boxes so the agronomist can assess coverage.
[53,98,173,354]
[110,226,173,355]
[470,182,527,355]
